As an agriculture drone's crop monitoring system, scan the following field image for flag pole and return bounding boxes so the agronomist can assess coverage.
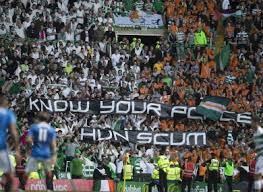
[122,153,128,192]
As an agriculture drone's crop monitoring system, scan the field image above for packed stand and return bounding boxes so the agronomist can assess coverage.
[0,0,262,189]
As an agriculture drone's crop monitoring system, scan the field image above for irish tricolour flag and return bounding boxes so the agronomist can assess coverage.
[93,180,115,192]
[196,96,230,121]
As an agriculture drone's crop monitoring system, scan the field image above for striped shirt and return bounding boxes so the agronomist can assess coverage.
[135,1,144,10]
[254,126,263,158]
[176,32,185,44]
[236,31,249,45]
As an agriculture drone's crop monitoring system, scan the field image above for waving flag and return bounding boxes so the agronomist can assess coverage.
[196,96,230,120]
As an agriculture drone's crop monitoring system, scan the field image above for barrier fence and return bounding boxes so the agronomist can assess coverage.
[0,179,247,192]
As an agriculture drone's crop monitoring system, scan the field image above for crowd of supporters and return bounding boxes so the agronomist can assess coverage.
[0,0,262,188]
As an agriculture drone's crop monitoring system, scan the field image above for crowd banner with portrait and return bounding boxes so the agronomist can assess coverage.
[27,97,252,124]
[114,12,164,29]
[80,127,207,146]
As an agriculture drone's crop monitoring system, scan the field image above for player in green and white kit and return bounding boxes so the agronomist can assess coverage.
[252,116,263,192]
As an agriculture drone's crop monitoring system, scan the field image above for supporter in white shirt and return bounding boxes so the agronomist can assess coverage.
[145,147,154,158]
[74,0,81,9]
[45,42,55,54]
[95,80,102,91]
[94,49,100,64]
[60,75,68,85]
[82,0,93,10]
[134,44,143,57]
[104,13,114,25]
[65,30,74,41]
[73,42,82,55]
[88,75,96,90]
[76,7,84,24]
[31,47,40,59]
[23,17,31,29]
[97,15,104,26]
[131,63,141,79]
[46,23,57,41]
[99,38,107,54]
[93,0,102,14]
[15,22,25,39]
[82,64,89,78]
[58,11,67,24]
[74,24,83,42]
[57,0,68,12]
[143,159,155,174]
[70,19,78,31]
[111,49,121,68]
[4,17,12,31]
[109,160,117,174]
[27,72,38,85]
[0,24,7,35]
[79,74,87,86]
[116,156,124,175]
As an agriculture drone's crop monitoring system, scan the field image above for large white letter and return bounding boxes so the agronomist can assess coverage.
[80,128,96,141]
[131,101,147,114]
[170,133,186,146]
[186,133,206,145]
[187,107,203,120]
[220,111,235,122]
[147,103,161,116]
[69,101,90,112]
[113,130,129,142]
[153,133,169,145]
[53,100,68,112]
[171,106,187,117]
[100,101,115,114]
[29,98,40,111]
[237,112,252,124]
[116,101,131,114]
[98,129,112,141]
[40,99,53,112]
[137,133,152,144]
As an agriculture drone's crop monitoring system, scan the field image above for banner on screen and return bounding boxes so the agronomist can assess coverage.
[80,128,207,146]
[27,98,252,124]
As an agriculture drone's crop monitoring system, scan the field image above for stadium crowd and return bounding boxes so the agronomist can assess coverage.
[0,0,263,191]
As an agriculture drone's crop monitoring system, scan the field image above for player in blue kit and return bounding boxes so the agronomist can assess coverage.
[0,96,20,192]
[19,112,57,192]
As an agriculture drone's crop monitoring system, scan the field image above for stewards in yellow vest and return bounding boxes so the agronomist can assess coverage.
[157,149,170,192]
[206,153,219,192]
[122,163,133,181]
[152,168,159,180]
[222,153,234,192]
[149,166,161,192]
[167,162,182,184]
[194,28,207,47]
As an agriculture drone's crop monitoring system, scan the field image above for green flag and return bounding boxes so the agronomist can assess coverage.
[196,96,230,121]
[215,44,231,71]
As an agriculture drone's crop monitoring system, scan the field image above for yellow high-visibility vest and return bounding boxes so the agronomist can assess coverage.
[209,159,219,171]
[167,167,181,181]
[152,169,159,180]
[157,155,169,171]
[123,164,133,180]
